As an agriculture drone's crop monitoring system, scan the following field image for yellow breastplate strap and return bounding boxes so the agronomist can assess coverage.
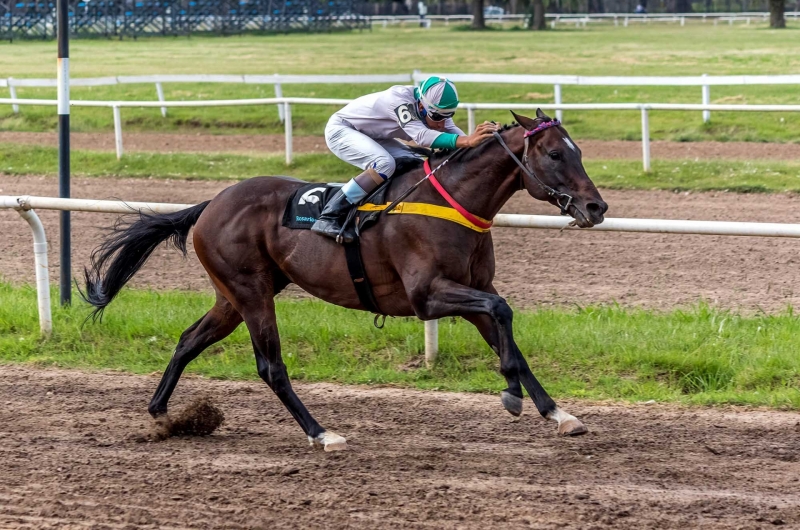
[357,202,492,233]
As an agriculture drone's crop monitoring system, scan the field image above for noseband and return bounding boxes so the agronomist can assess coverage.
[492,121,574,216]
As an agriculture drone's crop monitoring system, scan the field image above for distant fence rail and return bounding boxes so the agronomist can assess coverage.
[5,95,800,172]
[4,70,800,130]
[369,11,800,28]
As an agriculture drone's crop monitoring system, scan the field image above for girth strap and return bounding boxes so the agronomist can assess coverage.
[344,237,383,315]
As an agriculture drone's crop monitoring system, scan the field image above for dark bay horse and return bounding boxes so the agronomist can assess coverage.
[83,110,607,451]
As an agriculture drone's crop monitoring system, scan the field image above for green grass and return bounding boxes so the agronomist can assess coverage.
[4,144,800,193]
[2,282,799,408]
[2,25,800,141]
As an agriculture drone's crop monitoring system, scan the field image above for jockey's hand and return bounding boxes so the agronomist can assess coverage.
[456,121,501,148]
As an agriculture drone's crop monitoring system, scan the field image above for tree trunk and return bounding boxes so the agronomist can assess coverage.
[673,0,692,12]
[528,0,545,29]
[471,0,485,29]
[770,0,786,27]
[588,0,605,12]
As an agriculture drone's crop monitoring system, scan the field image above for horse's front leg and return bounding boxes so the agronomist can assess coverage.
[412,278,587,436]
[463,314,524,417]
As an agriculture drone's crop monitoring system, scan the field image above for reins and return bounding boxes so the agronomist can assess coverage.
[382,153,456,216]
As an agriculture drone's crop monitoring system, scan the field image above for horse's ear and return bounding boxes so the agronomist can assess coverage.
[510,110,537,131]
[535,108,551,121]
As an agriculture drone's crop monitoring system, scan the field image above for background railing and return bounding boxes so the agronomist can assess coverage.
[7,71,800,124]
[5,95,800,171]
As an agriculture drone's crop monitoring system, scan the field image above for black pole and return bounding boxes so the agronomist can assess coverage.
[58,0,71,306]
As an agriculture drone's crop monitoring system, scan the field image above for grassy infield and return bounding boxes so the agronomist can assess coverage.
[2,24,800,407]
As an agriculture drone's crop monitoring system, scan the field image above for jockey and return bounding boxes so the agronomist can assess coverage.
[311,76,499,240]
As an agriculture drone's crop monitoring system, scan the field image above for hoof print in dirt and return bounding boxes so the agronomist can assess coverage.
[149,396,225,441]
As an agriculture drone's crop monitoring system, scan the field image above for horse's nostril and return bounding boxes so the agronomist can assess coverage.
[586,202,607,217]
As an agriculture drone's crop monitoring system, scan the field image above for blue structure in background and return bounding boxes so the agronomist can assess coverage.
[0,0,366,39]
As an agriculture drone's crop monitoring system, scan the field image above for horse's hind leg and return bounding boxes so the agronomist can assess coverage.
[243,296,347,452]
[148,293,242,417]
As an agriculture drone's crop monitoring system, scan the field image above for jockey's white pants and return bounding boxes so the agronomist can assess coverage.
[325,116,420,203]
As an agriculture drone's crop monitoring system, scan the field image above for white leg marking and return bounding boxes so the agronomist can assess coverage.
[547,407,578,425]
[308,430,348,452]
[547,407,588,436]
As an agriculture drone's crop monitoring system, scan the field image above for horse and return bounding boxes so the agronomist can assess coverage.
[83,110,608,451]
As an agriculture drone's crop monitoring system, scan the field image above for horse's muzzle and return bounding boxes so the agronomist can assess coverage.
[571,199,608,228]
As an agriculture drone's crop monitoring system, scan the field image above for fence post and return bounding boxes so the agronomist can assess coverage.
[467,107,476,134]
[424,319,438,367]
[155,82,167,118]
[284,102,293,165]
[641,106,651,172]
[274,81,285,123]
[113,105,123,160]
[702,73,710,123]
[9,80,19,113]
[17,207,52,337]
[554,83,563,122]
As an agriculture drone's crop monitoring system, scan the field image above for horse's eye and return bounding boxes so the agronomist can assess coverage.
[548,151,562,161]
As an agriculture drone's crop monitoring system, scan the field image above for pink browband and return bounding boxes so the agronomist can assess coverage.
[523,119,562,138]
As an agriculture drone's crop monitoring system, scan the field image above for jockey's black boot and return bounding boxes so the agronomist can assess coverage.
[311,189,355,243]
[312,168,384,244]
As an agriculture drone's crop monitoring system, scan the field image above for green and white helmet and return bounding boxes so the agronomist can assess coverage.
[416,76,459,116]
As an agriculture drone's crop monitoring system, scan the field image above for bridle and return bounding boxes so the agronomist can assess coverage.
[379,119,575,229]
[492,121,574,216]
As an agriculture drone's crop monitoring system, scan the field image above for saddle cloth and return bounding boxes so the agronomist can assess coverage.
[282,183,387,230]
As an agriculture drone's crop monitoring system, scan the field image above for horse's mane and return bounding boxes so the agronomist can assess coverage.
[436,122,520,164]
[393,122,521,179]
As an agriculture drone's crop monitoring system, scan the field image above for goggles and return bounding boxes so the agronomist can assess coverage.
[422,107,455,122]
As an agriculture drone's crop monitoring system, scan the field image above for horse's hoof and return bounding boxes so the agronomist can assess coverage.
[558,418,589,436]
[500,390,523,417]
[308,430,348,452]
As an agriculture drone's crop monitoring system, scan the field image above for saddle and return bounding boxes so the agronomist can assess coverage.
[282,180,392,317]
[281,181,388,235]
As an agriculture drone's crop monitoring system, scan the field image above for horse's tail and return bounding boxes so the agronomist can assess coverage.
[81,201,211,320]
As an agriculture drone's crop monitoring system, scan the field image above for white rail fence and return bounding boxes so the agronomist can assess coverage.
[6,71,800,125]
[368,12,800,28]
[5,195,800,366]
[5,96,800,171]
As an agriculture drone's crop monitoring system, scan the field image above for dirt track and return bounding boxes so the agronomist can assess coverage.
[3,131,800,159]
[2,174,800,312]
[1,364,798,529]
